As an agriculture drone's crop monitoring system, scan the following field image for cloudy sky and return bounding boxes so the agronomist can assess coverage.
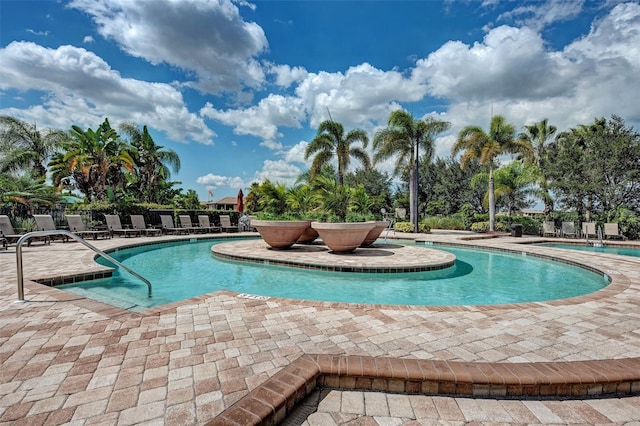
[1,0,639,201]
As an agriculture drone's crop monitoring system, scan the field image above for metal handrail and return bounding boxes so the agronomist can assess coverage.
[16,230,152,301]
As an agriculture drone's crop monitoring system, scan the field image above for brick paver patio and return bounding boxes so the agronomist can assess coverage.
[1,231,639,424]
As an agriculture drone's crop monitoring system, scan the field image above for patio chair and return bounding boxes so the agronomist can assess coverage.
[178,215,203,234]
[560,221,578,238]
[104,214,140,238]
[197,215,221,233]
[130,215,162,236]
[581,222,597,239]
[219,215,238,233]
[66,215,110,240]
[0,215,28,246]
[542,221,558,237]
[160,215,189,235]
[604,223,625,240]
[33,214,69,242]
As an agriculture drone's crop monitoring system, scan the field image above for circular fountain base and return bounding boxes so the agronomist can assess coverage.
[212,240,455,273]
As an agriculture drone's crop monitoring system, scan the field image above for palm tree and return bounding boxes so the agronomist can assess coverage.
[119,122,180,203]
[50,118,135,201]
[472,161,537,216]
[374,110,451,232]
[0,116,67,179]
[452,115,522,232]
[517,118,557,216]
[304,120,370,185]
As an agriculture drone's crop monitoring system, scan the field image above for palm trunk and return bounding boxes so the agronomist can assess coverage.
[489,169,495,232]
[409,167,417,230]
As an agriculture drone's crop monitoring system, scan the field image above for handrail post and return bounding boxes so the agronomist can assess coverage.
[16,230,152,302]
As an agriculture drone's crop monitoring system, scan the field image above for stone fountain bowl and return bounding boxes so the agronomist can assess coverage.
[252,220,312,249]
[360,221,391,247]
[311,221,376,253]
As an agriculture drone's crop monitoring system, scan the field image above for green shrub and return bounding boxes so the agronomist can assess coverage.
[470,221,511,232]
[422,216,465,230]
[13,217,37,232]
[345,212,375,222]
[394,221,431,233]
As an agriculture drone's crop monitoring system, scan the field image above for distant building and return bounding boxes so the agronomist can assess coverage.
[521,209,544,217]
[202,196,238,211]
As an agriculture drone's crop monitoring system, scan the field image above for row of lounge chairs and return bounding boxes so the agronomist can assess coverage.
[0,213,244,247]
[542,221,625,240]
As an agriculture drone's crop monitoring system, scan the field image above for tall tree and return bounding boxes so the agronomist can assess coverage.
[50,118,135,201]
[374,110,451,232]
[304,120,370,185]
[472,161,537,216]
[0,116,67,179]
[119,122,180,203]
[452,115,522,232]
[517,118,557,216]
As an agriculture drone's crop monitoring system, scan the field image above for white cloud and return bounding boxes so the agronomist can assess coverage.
[200,94,305,142]
[284,141,309,164]
[497,0,584,31]
[196,174,249,190]
[83,35,94,43]
[67,0,268,94]
[266,62,309,88]
[0,41,214,144]
[254,159,302,186]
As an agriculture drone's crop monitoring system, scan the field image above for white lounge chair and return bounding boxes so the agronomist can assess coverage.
[560,221,578,238]
[604,223,625,240]
[581,222,597,239]
[542,221,558,237]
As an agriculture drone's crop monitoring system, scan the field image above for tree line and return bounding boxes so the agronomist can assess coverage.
[1,112,639,238]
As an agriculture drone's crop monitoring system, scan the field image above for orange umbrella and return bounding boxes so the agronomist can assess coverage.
[236,189,244,212]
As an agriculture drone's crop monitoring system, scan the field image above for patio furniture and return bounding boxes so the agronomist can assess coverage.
[581,222,597,239]
[219,215,238,233]
[130,215,162,236]
[66,215,110,240]
[542,221,558,237]
[33,214,69,242]
[604,223,625,240]
[560,221,578,238]
[197,215,221,233]
[0,215,28,246]
[104,214,140,238]
[160,215,189,235]
[178,215,203,233]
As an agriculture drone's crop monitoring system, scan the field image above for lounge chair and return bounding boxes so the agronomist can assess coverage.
[33,214,69,242]
[219,215,238,233]
[130,215,162,236]
[66,215,110,240]
[604,223,625,240]
[581,222,597,239]
[160,215,189,235]
[560,221,578,238]
[104,214,140,237]
[542,221,558,237]
[0,215,27,246]
[178,215,203,234]
[197,215,221,233]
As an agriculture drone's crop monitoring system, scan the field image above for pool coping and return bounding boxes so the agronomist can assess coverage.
[207,354,640,425]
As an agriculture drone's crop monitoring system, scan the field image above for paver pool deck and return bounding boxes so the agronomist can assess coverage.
[1,230,639,425]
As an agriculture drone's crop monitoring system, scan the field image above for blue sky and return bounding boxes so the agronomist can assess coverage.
[1,0,639,202]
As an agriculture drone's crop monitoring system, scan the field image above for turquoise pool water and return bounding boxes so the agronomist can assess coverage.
[536,243,640,257]
[57,239,608,311]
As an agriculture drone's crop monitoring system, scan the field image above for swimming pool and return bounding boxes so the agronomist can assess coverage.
[536,243,640,257]
[56,239,609,310]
